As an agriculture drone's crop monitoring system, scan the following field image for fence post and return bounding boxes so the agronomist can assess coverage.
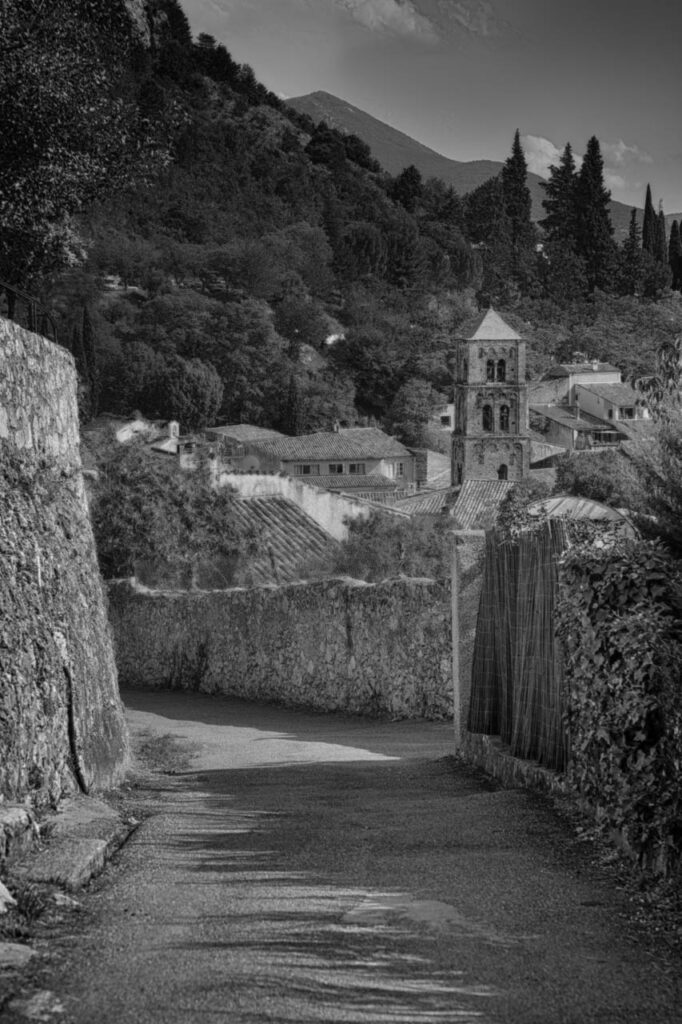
[451,530,462,750]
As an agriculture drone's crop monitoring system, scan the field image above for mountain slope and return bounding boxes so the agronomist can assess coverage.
[287,91,639,238]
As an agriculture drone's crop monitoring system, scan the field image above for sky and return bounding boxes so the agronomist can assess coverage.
[182,0,682,213]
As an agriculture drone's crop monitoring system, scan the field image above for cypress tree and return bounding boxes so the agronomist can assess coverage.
[669,220,681,290]
[618,208,645,295]
[539,142,578,244]
[654,205,668,264]
[82,305,100,419]
[642,184,656,255]
[501,129,535,281]
[574,136,616,292]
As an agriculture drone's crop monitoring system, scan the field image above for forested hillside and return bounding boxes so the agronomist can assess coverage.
[4,0,682,444]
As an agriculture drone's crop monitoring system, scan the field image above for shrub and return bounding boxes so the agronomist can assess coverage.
[556,537,682,874]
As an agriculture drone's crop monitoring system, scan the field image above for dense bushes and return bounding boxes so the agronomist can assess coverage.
[556,537,682,874]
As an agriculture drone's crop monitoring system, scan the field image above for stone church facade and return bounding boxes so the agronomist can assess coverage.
[451,308,530,484]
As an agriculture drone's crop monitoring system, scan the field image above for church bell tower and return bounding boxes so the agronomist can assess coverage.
[451,308,530,484]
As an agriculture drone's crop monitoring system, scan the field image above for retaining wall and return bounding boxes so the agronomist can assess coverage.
[0,319,129,807]
[107,532,486,721]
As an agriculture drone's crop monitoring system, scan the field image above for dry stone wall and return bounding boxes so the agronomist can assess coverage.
[0,320,129,807]
[109,577,455,719]
[108,531,486,721]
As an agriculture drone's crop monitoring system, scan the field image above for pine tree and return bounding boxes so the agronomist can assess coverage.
[574,136,616,292]
[501,130,535,282]
[642,184,656,255]
[539,142,578,244]
[669,220,681,290]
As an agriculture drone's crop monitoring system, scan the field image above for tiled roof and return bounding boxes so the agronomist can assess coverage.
[542,362,620,378]
[206,424,286,442]
[530,404,612,431]
[525,495,637,536]
[575,382,641,404]
[452,479,513,529]
[308,473,398,491]
[391,488,456,515]
[255,427,411,461]
[229,496,337,583]
[460,308,520,342]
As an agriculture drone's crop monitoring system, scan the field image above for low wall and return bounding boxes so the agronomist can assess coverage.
[217,472,373,541]
[109,577,454,718]
[0,319,129,807]
[108,530,486,721]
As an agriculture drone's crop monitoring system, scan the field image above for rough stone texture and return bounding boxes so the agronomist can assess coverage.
[109,577,457,719]
[0,319,129,809]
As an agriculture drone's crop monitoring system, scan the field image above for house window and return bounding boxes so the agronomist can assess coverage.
[497,359,506,382]
[294,464,320,476]
[397,462,404,477]
[328,463,344,474]
[486,359,495,382]
[498,464,508,481]
[482,405,493,432]
[607,409,613,419]
[440,415,451,427]
[620,407,635,419]
[499,405,510,432]
[348,463,365,474]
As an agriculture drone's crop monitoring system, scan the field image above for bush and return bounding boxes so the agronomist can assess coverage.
[329,512,452,582]
[556,537,682,874]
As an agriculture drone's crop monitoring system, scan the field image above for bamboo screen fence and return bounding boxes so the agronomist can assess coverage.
[467,520,570,771]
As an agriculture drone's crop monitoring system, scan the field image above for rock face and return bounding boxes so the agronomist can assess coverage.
[0,320,129,807]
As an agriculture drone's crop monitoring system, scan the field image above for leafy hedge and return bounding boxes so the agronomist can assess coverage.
[556,538,682,875]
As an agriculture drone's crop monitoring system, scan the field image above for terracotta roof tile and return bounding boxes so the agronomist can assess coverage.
[460,308,520,342]
[452,479,513,529]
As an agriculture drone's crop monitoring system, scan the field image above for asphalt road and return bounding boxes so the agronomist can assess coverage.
[22,690,682,1024]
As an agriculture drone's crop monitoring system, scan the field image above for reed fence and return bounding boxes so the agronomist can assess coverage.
[467,520,570,770]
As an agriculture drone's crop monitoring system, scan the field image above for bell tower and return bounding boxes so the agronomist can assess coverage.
[451,308,530,484]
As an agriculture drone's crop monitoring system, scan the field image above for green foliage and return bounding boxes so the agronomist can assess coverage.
[91,442,259,583]
[0,0,171,284]
[387,379,448,448]
[554,450,633,507]
[495,478,552,539]
[331,513,453,582]
[556,538,682,873]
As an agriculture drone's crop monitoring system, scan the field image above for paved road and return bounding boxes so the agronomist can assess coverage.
[25,691,682,1023]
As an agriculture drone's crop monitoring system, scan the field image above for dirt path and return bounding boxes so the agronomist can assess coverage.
[10,690,681,1023]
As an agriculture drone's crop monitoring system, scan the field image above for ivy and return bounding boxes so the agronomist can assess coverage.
[556,538,682,874]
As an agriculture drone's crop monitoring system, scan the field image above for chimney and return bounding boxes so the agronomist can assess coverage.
[332,419,340,433]
[592,359,599,372]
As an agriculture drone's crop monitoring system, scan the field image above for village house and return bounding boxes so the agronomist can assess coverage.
[204,424,418,497]
[529,361,651,451]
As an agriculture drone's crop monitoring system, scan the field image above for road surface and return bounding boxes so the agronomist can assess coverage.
[15,690,682,1023]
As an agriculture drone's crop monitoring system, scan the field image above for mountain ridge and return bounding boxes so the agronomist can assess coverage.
[287,91,682,238]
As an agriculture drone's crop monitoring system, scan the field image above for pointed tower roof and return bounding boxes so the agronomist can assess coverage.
[460,308,521,342]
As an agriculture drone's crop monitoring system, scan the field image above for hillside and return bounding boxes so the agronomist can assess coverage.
[287,91,641,238]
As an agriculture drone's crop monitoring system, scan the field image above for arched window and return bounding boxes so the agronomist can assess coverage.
[482,405,493,432]
[486,359,495,381]
[498,464,508,481]
[496,359,506,382]
[499,405,510,432]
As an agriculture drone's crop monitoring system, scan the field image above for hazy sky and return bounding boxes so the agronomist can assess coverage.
[182,0,682,213]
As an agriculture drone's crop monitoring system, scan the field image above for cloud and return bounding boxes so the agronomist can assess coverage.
[335,0,439,41]
[604,173,626,190]
[601,139,653,167]
[444,1,502,37]
[520,135,563,178]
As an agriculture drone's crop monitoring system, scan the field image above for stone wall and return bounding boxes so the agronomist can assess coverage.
[0,320,129,808]
[107,532,486,721]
